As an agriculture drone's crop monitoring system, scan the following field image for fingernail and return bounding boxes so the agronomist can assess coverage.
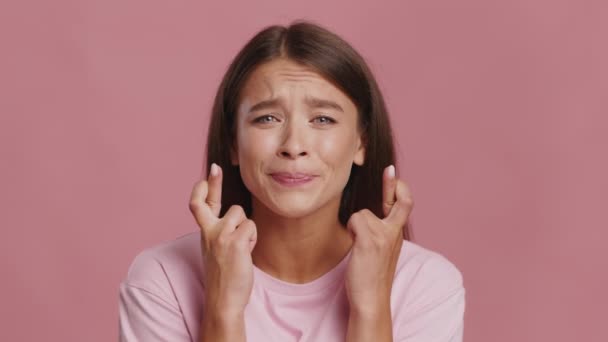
[210,163,219,177]
[388,165,395,178]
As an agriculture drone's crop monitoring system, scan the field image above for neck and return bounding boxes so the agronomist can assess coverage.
[250,196,353,284]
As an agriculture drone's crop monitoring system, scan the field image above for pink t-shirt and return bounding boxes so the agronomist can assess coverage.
[119,231,465,341]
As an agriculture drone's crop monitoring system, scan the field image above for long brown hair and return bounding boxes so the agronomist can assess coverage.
[205,20,411,240]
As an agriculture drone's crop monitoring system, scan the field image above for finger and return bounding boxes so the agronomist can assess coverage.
[384,180,414,228]
[219,205,248,236]
[206,163,223,217]
[347,210,375,249]
[232,219,258,253]
[360,209,383,238]
[189,179,216,230]
[382,165,397,217]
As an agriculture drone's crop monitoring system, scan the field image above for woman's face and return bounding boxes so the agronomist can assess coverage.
[232,58,366,219]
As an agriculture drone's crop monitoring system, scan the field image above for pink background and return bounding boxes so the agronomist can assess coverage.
[1,0,606,341]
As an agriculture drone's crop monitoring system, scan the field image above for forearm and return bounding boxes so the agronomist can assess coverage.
[345,304,393,342]
[199,310,245,342]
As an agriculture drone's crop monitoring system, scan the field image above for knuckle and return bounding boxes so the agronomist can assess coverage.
[215,234,229,247]
[241,219,255,229]
[229,205,245,217]
[360,209,373,216]
[400,195,414,207]
[349,212,363,225]
[188,201,200,213]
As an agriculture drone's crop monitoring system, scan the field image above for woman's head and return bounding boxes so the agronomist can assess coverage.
[206,20,410,240]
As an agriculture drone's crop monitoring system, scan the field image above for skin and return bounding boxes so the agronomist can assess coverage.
[189,58,414,342]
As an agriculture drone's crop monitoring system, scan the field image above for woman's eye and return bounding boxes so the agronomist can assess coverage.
[313,116,336,125]
[254,115,278,123]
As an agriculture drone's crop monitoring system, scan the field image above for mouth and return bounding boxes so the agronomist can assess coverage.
[269,172,317,187]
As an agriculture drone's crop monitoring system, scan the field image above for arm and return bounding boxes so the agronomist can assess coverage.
[191,164,254,342]
[344,167,412,342]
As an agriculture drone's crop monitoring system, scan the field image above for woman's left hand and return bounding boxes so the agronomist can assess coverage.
[344,165,414,316]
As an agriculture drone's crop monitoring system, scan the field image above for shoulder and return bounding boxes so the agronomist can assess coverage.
[121,231,203,297]
[392,239,465,311]
[391,240,466,340]
[396,239,463,285]
[119,232,203,340]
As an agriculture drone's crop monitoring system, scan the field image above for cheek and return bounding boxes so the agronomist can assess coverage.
[236,129,278,169]
[317,131,358,164]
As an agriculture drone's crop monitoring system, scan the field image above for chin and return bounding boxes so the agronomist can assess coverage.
[265,200,320,219]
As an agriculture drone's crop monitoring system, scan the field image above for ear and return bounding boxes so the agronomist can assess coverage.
[353,134,366,166]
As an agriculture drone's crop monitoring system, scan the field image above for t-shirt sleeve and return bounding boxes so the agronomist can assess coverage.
[118,250,193,341]
[393,253,466,342]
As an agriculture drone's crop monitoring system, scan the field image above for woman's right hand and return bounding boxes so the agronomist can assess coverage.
[189,163,258,318]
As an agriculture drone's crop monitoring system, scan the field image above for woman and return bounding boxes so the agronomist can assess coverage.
[119,21,465,342]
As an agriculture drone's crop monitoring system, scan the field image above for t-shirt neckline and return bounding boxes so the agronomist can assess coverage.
[252,249,353,295]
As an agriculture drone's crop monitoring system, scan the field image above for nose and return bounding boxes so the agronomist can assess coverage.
[277,119,308,159]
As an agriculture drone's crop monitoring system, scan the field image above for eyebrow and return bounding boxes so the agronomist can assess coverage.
[248,97,344,113]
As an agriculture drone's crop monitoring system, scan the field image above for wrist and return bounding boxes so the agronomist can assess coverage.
[350,303,390,321]
[347,302,393,342]
[200,308,245,342]
[349,293,391,318]
[203,306,244,324]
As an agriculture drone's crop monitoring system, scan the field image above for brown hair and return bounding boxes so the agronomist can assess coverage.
[205,20,411,240]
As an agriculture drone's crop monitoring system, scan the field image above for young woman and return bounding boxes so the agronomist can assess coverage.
[119,21,465,342]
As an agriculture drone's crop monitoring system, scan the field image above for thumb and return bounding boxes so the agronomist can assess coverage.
[233,219,258,253]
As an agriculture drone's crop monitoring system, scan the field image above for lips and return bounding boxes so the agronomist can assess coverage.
[270,172,315,179]
[269,172,317,186]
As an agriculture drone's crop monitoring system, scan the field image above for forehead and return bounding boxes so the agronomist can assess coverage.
[238,58,355,108]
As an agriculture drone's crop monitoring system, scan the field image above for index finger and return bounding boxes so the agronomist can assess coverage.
[189,179,216,230]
